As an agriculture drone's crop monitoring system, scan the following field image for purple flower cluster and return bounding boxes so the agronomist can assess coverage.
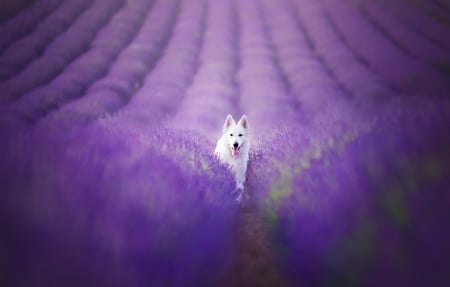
[250,100,450,286]
[0,0,93,84]
[46,0,179,127]
[323,0,450,97]
[0,0,62,53]
[1,0,450,286]
[1,124,237,287]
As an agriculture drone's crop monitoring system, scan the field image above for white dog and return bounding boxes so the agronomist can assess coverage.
[214,114,250,201]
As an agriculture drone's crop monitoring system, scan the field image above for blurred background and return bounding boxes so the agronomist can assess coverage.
[1,0,449,286]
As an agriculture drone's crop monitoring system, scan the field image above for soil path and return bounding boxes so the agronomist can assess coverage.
[220,196,289,287]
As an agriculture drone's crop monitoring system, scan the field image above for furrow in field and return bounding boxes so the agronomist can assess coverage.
[360,1,450,72]
[106,0,208,129]
[167,0,240,136]
[1,0,152,124]
[260,0,349,119]
[259,0,305,110]
[0,0,125,105]
[43,0,179,127]
[0,0,92,81]
[235,0,298,135]
[323,0,450,97]
[0,0,62,55]
[0,0,34,23]
[378,0,450,51]
[292,0,396,100]
[412,0,450,27]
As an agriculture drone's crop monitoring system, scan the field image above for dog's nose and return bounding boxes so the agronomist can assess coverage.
[233,142,238,148]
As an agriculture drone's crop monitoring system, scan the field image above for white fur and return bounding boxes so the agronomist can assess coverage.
[214,114,250,201]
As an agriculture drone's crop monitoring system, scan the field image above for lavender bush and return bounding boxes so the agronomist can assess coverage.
[0,0,61,54]
[0,0,92,82]
[1,0,449,286]
[322,0,450,97]
[45,0,179,127]
[1,124,237,287]
[0,0,122,105]
[253,99,450,286]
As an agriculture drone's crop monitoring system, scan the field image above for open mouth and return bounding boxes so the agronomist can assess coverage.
[231,146,240,158]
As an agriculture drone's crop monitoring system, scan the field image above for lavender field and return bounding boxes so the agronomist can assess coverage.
[1,0,450,286]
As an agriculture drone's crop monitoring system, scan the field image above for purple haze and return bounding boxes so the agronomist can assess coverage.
[1,0,450,286]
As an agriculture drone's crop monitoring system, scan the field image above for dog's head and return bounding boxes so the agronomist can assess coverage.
[222,114,249,159]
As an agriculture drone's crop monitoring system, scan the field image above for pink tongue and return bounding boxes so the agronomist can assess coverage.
[232,149,240,157]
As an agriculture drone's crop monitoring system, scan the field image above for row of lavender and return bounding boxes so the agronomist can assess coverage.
[44,0,180,127]
[1,0,449,125]
[0,1,241,286]
[322,0,450,98]
[1,123,239,286]
[1,0,450,286]
[1,0,148,119]
[0,0,94,84]
[0,0,62,53]
[251,0,450,285]
[251,99,450,286]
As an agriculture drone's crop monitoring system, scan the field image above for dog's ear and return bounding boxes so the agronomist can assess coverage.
[238,115,248,129]
[223,114,235,132]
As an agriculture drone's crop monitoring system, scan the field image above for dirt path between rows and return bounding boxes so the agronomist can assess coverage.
[219,196,289,287]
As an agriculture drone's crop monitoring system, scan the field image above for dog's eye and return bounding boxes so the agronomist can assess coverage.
[230,133,233,136]
[238,134,243,137]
